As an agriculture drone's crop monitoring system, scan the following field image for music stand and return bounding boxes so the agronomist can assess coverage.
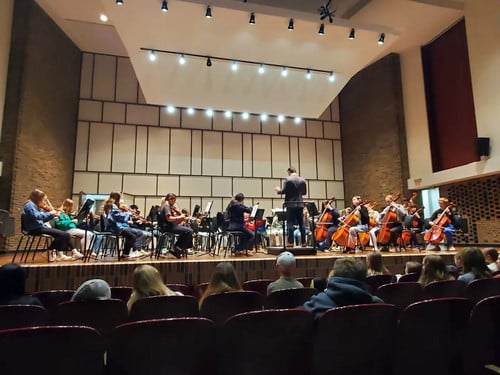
[197,201,215,256]
[76,198,95,261]
[251,206,266,254]
[305,202,319,249]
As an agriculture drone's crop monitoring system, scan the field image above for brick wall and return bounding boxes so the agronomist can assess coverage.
[0,0,81,249]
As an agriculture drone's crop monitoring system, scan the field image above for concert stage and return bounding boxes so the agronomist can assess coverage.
[1,248,458,292]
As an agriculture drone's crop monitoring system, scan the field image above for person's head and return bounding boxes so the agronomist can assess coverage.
[234,193,245,202]
[103,198,115,214]
[366,252,384,273]
[438,197,448,209]
[418,255,449,286]
[352,196,362,206]
[483,248,498,264]
[331,258,367,282]
[129,204,139,214]
[385,195,394,205]
[71,279,111,302]
[454,251,463,268]
[0,263,27,302]
[131,264,170,298]
[208,262,241,290]
[165,193,177,205]
[287,167,296,175]
[461,247,491,278]
[28,189,46,207]
[276,251,296,277]
[109,192,121,203]
[61,198,74,214]
[405,261,422,275]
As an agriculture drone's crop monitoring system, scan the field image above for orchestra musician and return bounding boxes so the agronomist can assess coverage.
[316,200,340,251]
[424,197,456,251]
[128,204,153,250]
[345,196,370,253]
[53,198,89,259]
[159,193,193,258]
[22,189,74,262]
[226,193,254,255]
[369,194,407,252]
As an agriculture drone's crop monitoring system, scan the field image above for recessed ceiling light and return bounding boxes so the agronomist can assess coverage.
[100,14,108,22]
[224,110,232,119]
[206,109,213,117]
[277,115,285,122]
[187,108,195,115]
[242,112,250,120]
[167,105,175,114]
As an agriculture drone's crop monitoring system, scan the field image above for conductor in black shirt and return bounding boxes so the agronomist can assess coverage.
[275,167,307,248]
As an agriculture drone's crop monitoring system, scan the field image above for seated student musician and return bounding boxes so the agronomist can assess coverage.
[128,204,153,252]
[54,198,89,259]
[369,194,407,252]
[159,193,193,258]
[302,257,383,319]
[225,193,254,255]
[315,200,340,251]
[424,197,456,251]
[345,196,370,253]
[267,251,304,295]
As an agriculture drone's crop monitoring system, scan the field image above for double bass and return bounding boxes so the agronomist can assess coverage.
[332,201,370,247]
[314,197,336,243]
[424,202,455,245]
[376,194,402,245]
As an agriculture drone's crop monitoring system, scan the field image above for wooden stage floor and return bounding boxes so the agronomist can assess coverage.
[0,247,459,292]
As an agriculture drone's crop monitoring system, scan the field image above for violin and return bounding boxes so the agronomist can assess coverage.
[424,202,455,245]
[314,197,336,243]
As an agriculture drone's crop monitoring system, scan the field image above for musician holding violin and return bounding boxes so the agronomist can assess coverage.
[159,193,193,258]
[424,197,456,251]
[22,189,75,262]
[369,194,407,252]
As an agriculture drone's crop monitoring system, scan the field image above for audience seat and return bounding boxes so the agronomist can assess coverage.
[365,274,396,294]
[264,287,318,309]
[397,272,420,283]
[423,279,467,299]
[199,290,263,324]
[375,282,423,314]
[128,295,199,321]
[0,304,49,330]
[110,286,133,302]
[242,279,273,296]
[167,283,192,296]
[465,278,500,306]
[30,289,74,323]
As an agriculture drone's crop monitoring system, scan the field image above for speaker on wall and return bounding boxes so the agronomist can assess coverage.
[476,137,490,157]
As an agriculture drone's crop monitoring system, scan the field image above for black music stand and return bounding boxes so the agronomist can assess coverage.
[76,198,95,260]
[251,207,266,254]
[197,201,215,256]
[305,202,319,249]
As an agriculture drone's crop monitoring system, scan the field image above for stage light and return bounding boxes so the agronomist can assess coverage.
[205,5,212,18]
[149,50,156,62]
[288,18,294,30]
[329,72,335,82]
[179,54,186,65]
[224,110,232,119]
[249,12,255,25]
[281,67,288,77]
[306,69,312,80]
[318,23,325,35]
[167,105,175,114]
[260,114,268,122]
[277,115,284,122]
[258,64,265,74]
[116,0,123,5]
[161,0,168,12]
[206,109,213,117]
[100,14,108,22]
[294,117,301,124]
[206,57,212,67]
[349,28,355,39]
[242,112,249,120]
[187,108,195,115]
[231,61,238,71]
[378,33,385,45]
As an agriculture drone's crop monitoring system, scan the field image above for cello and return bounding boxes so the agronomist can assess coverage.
[332,200,370,247]
[314,197,336,243]
[376,194,402,245]
[424,202,455,245]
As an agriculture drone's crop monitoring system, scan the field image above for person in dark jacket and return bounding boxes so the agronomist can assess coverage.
[303,257,382,319]
[225,193,254,253]
[0,263,42,306]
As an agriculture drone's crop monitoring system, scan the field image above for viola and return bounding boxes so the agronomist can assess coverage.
[424,203,455,245]
[314,197,336,243]
[377,194,402,245]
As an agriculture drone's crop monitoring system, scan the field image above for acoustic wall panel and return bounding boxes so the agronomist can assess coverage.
[92,54,116,101]
[160,106,181,128]
[103,102,126,124]
[316,139,335,181]
[333,140,343,180]
[324,121,341,139]
[202,131,222,176]
[127,104,159,126]
[73,172,98,194]
[308,180,326,199]
[233,114,260,134]
[262,118,280,135]
[233,178,261,198]
[263,179,282,198]
[213,111,232,131]
[147,127,170,174]
[112,124,136,172]
[306,120,323,138]
[80,53,93,99]
[123,174,157,195]
[222,132,242,176]
[271,136,290,178]
[74,121,89,171]
[191,130,202,175]
[181,109,211,129]
[135,127,148,173]
[289,138,299,173]
[98,173,123,194]
[116,57,138,103]
[78,100,102,122]
[88,123,113,171]
[212,177,233,197]
[253,134,272,177]
[331,97,340,122]
[170,129,192,175]
[242,134,252,177]
[327,180,345,201]
[298,138,317,180]
[180,176,212,197]
[158,176,179,196]
[280,118,306,137]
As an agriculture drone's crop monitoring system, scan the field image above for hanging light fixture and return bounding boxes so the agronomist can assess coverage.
[231,61,238,71]
[258,64,265,74]
[249,12,255,25]
[205,5,212,18]
[288,18,294,30]
[161,0,168,12]
[318,23,325,35]
[306,69,312,80]
[349,28,355,39]
[179,54,186,65]
[378,33,385,45]
[329,72,335,82]
[281,67,288,77]
[116,0,123,5]
[206,57,212,67]
[149,50,156,62]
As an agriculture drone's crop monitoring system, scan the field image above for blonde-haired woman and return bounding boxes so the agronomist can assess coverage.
[199,262,242,308]
[127,264,179,311]
[54,198,89,259]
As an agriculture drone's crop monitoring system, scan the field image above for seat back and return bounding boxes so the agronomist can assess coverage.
[423,279,467,299]
[0,304,49,330]
[264,287,318,309]
[242,279,273,296]
[0,326,104,375]
[297,276,313,288]
[107,318,216,375]
[393,298,471,375]
[219,309,314,375]
[398,272,420,282]
[192,282,209,300]
[216,211,228,231]
[199,291,262,324]
[31,290,75,322]
[313,304,398,375]
[167,283,192,295]
[375,282,423,314]
[365,274,396,294]
[465,277,500,306]
[110,286,133,302]
[464,296,500,374]
[129,295,199,321]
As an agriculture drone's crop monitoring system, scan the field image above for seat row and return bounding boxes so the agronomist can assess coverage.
[0,297,499,375]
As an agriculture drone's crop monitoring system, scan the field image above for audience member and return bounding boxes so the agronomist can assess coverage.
[418,255,454,286]
[302,258,383,319]
[267,251,304,295]
[483,248,499,272]
[366,252,390,276]
[404,261,422,275]
[127,264,179,311]
[0,264,42,306]
[71,279,111,302]
[457,247,492,283]
[199,262,242,308]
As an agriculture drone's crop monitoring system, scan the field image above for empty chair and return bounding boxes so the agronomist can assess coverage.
[218,309,314,375]
[375,282,423,314]
[313,304,398,375]
[0,304,49,330]
[365,274,396,294]
[264,287,318,309]
[199,291,262,324]
[167,283,192,296]
[0,326,104,375]
[423,279,467,299]
[57,299,128,342]
[463,296,500,375]
[393,298,472,375]
[465,278,500,306]
[30,289,74,322]
[242,279,273,296]
[110,286,132,302]
[129,295,199,321]
[398,272,420,282]
[107,318,216,375]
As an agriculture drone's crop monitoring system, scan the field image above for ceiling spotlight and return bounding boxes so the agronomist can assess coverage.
[242,112,249,120]
[277,115,285,122]
[281,67,288,77]
[167,105,175,114]
[205,5,212,18]
[294,117,301,124]
[206,109,213,117]
[149,50,156,62]
[249,12,255,25]
[179,54,186,65]
[349,28,355,39]
[260,114,268,122]
[161,0,168,12]
[329,72,335,82]
[378,33,385,45]
[206,57,212,67]
[187,108,195,115]
[318,23,325,35]
[258,64,265,74]
[116,0,123,5]
[288,18,294,30]
[224,110,232,119]
[306,69,312,80]
[100,14,108,22]
[231,61,238,71]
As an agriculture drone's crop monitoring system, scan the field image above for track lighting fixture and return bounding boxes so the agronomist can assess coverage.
[161,0,168,12]
[281,67,288,77]
[231,61,238,71]
[249,12,255,25]
[349,28,355,39]
[205,5,212,18]
[179,54,186,65]
[378,33,385,45]
[116,0,123,5]
[258,64,265,74]
[149,50,156,62]
[318,23,325,35]
[288,18,294,30]
[206,57,212,67]
[329,72,335,82]
[306,70,312,80]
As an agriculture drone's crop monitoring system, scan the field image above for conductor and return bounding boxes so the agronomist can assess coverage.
[275,167,307,248]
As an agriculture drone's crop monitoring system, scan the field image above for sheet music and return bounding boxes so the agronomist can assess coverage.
[250,203,259,219]
[204,201,213,215]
